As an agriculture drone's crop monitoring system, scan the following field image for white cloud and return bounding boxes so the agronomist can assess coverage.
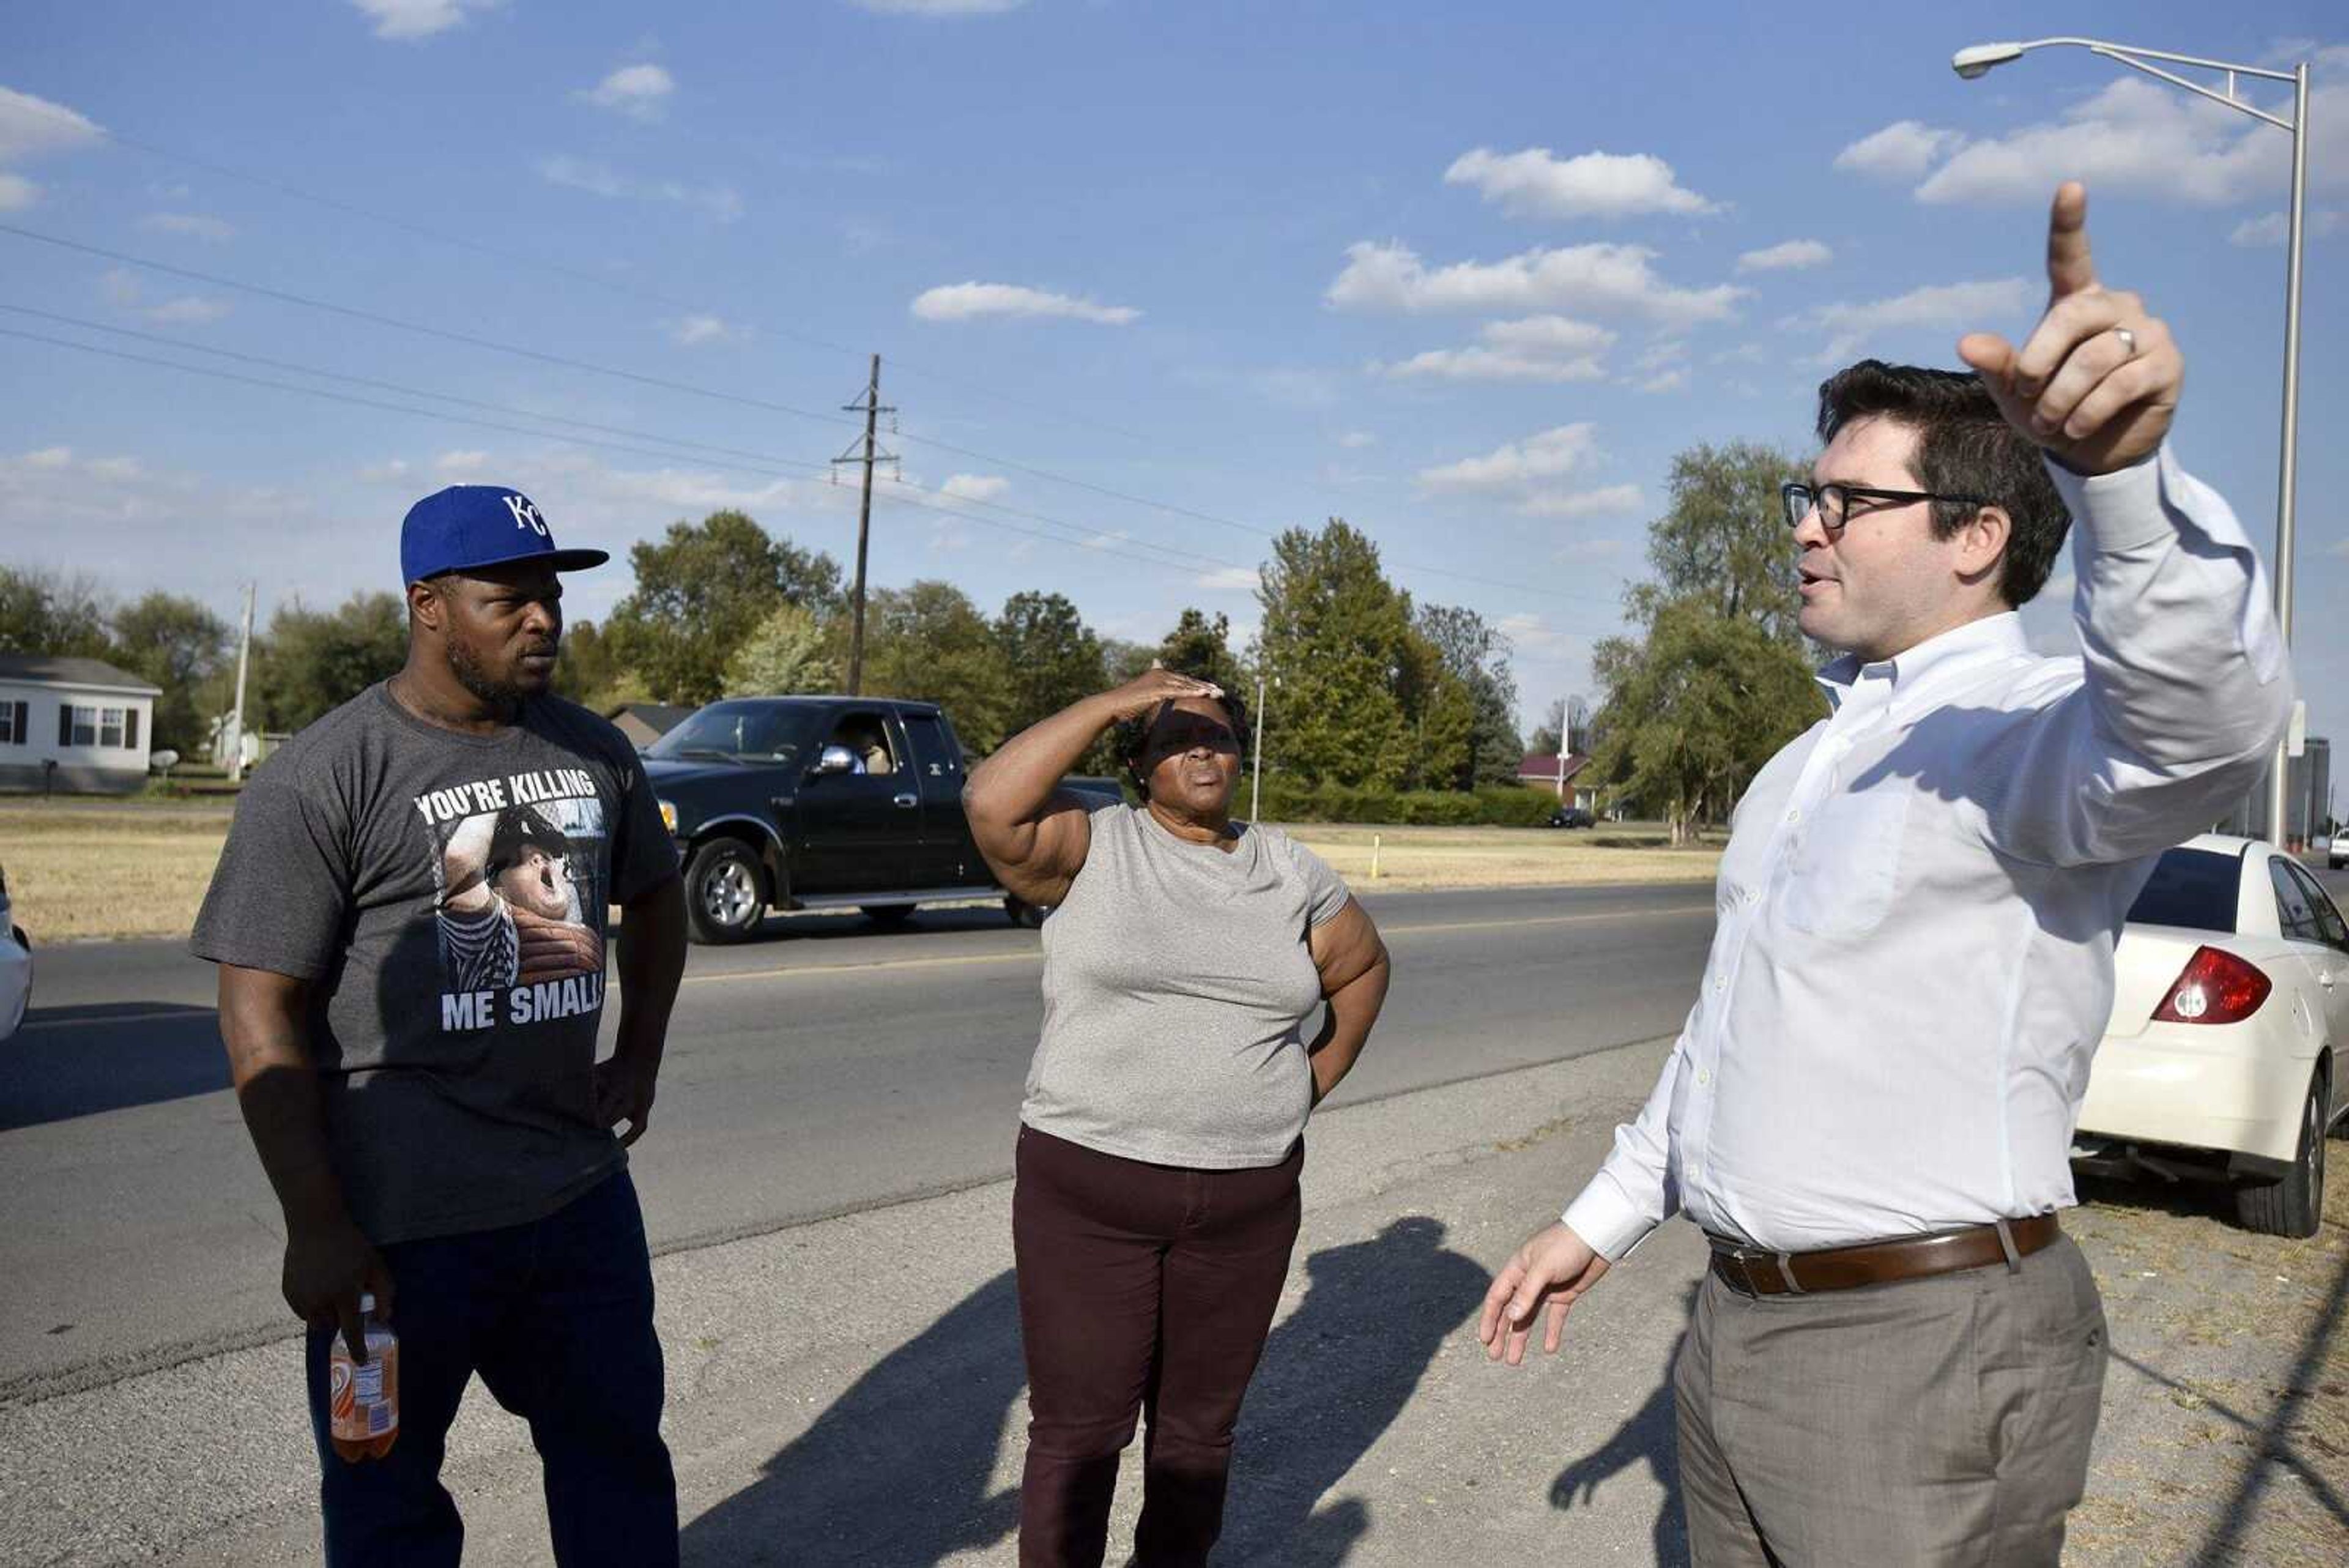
[1712,342,1767,365]
[1521,483,1646,519]
[1442,147,1717,221]
[670,314,744,346]
[1792,277,2036,363]
[1380,314,1616,383]
[100,266,230,327]
[1196,567,1261,593]
[144,296,231,325]
[1496,612,1586,656]
[2229,209,2344,246]
[1335,430,1376,449]
[1326,240,1744,327]
[1420,424,1603,493]
[1079,530,1132,551]
[357,459,413,485]
[853,0,1028,12]
[0,173,34,210]
[910,282,1140,325]
[1554,537,1628,560]
[434,450,492,476]
[581,63,675,122]
[1627,341,1688,394]
[1912,76,2349,206]
[1833,121,1965,179]
[141,212,236,242]
[349,0,502,40]
[939,474,1009,503]
[536,156,742,221]
[0,86,104,163]
[1737,239,1831,273]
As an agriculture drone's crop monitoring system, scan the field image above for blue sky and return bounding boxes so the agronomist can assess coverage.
[4,1,2343,788]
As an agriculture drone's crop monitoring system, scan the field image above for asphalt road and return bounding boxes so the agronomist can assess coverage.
[0,882,1718,1402]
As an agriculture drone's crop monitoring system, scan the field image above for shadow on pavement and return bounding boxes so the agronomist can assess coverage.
[0,1002,226,1129]
[1547,1282,1694,1567]
[1217,1216,1491,1566]
[680,1269,1026,1567]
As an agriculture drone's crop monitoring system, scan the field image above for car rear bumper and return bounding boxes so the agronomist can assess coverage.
[2076,1026,2315,1166]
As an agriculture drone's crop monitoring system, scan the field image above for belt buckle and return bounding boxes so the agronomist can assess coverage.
[1716,1244,1772,1297]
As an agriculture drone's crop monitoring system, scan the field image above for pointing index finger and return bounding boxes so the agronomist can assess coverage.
[2045,181,2097,299]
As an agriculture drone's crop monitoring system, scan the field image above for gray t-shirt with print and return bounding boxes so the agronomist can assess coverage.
[191,683,678,1246]
[1022,803,1354,1169]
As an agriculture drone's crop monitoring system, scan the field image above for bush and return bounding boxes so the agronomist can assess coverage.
[1244,778,1562,827]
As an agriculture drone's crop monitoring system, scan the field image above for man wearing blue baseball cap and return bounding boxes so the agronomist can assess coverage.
[195,485,689,1567]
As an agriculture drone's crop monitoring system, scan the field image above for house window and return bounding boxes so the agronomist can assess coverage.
[100,708,127,748]
[70,705,97,747]
[0,700,21,745]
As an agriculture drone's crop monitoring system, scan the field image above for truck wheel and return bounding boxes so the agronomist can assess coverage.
[1005,896,1048,929]
[2236,1073,2325,1238]
[685,839,766,945]
[861,905,915,929]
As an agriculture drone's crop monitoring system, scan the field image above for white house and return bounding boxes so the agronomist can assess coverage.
[0,653,161,795]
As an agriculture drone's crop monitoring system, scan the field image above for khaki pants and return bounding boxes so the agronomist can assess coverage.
[1675,1233,2107,1567]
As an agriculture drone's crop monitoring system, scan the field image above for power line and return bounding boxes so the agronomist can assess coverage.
[0,322,1282,591]
[101,125,1168,447]
[0,223,1590,607]
[0,302,1264,580]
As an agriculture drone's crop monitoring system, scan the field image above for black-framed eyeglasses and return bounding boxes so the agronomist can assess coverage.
[1781,481,1992,533]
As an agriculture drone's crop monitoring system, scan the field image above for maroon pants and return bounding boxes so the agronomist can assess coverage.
[1012,1124,1303,1568]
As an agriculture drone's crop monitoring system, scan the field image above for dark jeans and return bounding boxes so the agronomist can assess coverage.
[303,1168,678,1568]
[1012,1124,1303,1568]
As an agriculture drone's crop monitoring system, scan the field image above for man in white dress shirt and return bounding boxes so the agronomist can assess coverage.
[1478,183,2293,1566]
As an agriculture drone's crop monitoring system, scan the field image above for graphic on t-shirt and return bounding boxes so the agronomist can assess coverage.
[413,768,609,1031]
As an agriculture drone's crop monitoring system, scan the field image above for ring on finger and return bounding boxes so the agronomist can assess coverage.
[2111,325,2138,358]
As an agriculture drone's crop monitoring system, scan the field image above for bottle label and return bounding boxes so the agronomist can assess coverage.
[330,1345,399,1440]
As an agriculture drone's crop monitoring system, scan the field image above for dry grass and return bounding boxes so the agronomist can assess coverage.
[0,802,233,942]
[1286,823,1723,891]
[0,805,1723,942]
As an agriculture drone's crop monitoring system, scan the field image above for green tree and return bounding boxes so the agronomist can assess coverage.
[862,581,1014,751]
[1256,519,1414,789]
[995,591,1108,737]
[603,511,842,705]
[111,592,230,754]
[0,567,112,656]
[552,618,644,712]
[1624,442,1810,644]
[1591,603,1822,844]
[724,602,837,696]
[1397,630,1477,790]
[1152,608,1250,695]
[258,592,409,732]
[1416,604,1523,787]
[1100,637,1156,685]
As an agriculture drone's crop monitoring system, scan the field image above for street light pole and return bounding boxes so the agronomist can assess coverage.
[1954,37,2310,845]
[1251,667,1271,823]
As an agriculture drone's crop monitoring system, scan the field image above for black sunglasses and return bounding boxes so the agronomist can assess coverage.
[1781,481,1992,533]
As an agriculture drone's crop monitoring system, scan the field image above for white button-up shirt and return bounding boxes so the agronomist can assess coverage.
[1562,446,2293,1258]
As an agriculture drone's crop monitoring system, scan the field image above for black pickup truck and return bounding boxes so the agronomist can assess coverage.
[642,695,1119,943]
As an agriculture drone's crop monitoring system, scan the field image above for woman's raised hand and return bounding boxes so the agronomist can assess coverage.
[1100,664,1224,724]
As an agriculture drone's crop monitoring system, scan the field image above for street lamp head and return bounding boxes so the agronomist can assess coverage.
[1953,41,2025,80]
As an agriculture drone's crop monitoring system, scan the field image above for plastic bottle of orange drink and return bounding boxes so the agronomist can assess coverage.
[328,1292,399,1462]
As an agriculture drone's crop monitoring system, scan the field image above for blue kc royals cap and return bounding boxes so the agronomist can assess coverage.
[399,485,610,585]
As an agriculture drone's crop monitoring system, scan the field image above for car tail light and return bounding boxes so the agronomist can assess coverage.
[2151,946,2271,1025]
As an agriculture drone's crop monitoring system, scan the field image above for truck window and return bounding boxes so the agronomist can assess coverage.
[900,713,958,782]
[826,712,899,775]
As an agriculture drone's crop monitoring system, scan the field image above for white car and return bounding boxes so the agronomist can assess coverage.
[2073,834,2348,1237]
[0,860,28,1041]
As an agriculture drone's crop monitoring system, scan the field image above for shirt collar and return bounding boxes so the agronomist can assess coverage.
[1816,611,2028,713]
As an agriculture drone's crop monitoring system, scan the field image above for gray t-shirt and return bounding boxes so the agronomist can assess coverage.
[1022,803,1354,1169]
[191,683,678,1245]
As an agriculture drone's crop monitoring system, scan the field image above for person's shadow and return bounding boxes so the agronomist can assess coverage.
[679,1269,1026,1566]
[1215,1216,1492,1566]
[1546,1282,1696,1566]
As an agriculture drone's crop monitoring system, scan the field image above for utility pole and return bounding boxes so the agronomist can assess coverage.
[226,581,254,781]
[833,354,896,696]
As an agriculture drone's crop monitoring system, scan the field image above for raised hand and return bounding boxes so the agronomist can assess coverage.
[1100,663,1225,724]
[1958,182,2182,476]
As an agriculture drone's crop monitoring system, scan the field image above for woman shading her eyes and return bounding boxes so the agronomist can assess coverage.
[962,664,1393,1568]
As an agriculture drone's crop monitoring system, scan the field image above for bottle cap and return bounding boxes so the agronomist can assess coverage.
[358,1291,376,1314]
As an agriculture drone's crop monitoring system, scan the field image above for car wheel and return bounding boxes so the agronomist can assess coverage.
[2235,1072,2325,1238]
[1005,896,1048,929]
[861,905,916,929]
[685,839,766,945]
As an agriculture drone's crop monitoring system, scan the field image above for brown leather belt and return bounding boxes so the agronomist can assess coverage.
[1706,1214,2060,1297]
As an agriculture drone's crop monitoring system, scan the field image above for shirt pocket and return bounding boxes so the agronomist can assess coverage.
[1779,788,1911,939]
